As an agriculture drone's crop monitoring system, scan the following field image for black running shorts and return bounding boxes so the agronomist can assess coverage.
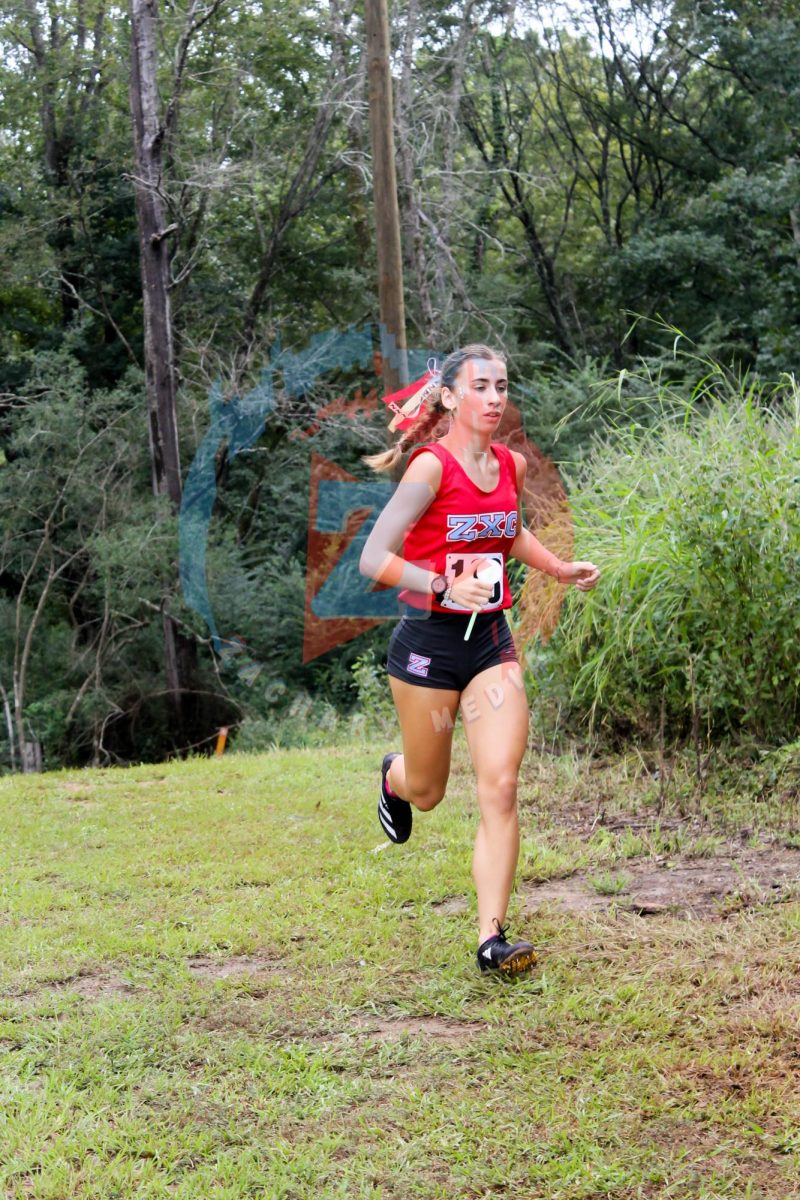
[386,609,518,692]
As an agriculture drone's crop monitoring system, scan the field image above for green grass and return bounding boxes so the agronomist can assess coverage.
[0,741,798,1199]
[589,870,630,896]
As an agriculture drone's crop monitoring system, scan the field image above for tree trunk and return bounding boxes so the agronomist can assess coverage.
[0,682,15,772]
[129,0,182,510]
[129,0,195,736]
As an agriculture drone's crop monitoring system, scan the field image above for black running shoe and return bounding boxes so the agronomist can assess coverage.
[477,921,537,976]
[378,752,412,844]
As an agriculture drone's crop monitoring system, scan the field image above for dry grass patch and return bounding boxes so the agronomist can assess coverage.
[350,1012,485,1043]
[10,967,136,1004]
[430,895,469,915]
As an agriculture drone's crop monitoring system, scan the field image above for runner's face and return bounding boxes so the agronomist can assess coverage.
[447,357,508,433]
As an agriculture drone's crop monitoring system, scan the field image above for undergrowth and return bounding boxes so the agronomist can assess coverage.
[532,337,800,746]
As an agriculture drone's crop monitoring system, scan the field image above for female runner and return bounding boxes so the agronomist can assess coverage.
[359,344,600,975]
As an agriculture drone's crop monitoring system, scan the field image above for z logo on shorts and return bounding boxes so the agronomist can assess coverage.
[407,652,431,678]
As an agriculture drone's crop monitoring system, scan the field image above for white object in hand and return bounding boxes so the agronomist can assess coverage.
[464,560,504,641]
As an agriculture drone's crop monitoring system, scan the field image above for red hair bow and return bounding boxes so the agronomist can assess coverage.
[381,365,441,432]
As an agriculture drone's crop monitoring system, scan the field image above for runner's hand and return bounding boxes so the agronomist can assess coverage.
[447,564,494,611]
[559,561,600,591]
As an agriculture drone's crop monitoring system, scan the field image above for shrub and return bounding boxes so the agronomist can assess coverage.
[533,354,800,745]
[351,648,396,735]
[231,691,346,752]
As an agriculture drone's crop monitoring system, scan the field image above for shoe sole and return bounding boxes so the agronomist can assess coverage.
[481,948,538,976]
[500,948,537,976]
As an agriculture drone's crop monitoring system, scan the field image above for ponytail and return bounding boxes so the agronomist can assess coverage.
[364,392,447,472]
[364,342,505,474]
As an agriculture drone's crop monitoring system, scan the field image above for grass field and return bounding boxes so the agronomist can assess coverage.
[1,739,798,1199]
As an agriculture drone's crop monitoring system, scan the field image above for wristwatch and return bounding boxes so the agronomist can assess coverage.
[430,574,449,601]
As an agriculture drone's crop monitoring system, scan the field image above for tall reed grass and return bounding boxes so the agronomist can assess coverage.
[533,347,800,746]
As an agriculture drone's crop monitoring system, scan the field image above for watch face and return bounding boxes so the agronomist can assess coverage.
[432,575,447,597]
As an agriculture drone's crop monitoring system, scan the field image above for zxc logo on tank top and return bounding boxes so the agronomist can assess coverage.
[446,512,518,542]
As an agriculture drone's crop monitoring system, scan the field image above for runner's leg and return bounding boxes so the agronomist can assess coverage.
[387,677,460,811]
[460,661,529,943]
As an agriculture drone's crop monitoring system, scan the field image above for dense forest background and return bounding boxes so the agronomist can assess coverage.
[1,0,798,770]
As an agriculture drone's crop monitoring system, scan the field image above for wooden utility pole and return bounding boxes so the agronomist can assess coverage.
[365,0,408,393]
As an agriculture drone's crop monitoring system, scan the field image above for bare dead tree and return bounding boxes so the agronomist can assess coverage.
[129,0,224,735]
[330,2,371,251]
[382,0,508,342]
[234,99,343,380]
[0,681,17,772]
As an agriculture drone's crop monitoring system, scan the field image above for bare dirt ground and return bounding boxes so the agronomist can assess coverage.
[523,847,800,919]
[516,762,800,919]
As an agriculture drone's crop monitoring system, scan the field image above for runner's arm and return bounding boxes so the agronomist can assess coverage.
[359,451,443,594]
[507,452,565,578]
[508,452,601,589]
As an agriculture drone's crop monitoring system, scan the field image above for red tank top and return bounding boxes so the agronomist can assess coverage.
[399,441,520,613]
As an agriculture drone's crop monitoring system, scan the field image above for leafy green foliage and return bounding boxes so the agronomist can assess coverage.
[538,346,800,744]
[350,647,397,734]
[0,348,192,768]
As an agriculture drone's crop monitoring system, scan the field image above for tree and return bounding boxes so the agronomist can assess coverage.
[0,354,148,767]
[128,0,228,737]
[0,0,140,389]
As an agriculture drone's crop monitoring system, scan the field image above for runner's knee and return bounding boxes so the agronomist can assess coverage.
[478,772,518,818]
[406,780,447,811]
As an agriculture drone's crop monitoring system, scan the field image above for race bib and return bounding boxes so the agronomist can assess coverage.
[440,552,504,612]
